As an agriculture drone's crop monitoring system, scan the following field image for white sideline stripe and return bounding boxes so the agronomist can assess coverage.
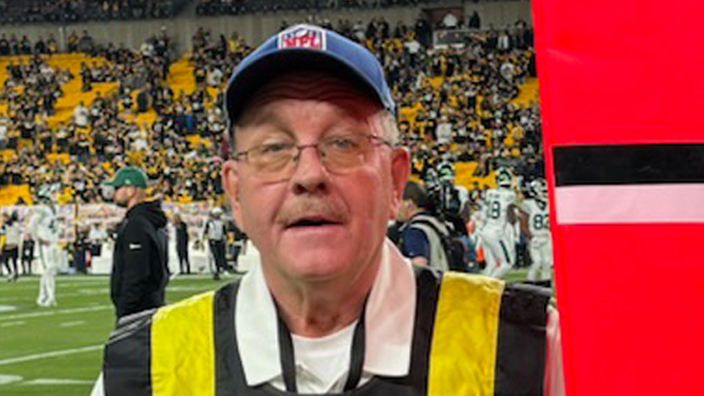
[0,289,106,301]
[0,305,111,321]
[59,321,85,327]
[0,345,103,366]
[22,378,95,385]
[0,321,25,328]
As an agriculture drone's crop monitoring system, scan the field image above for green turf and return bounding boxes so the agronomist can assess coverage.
[0,269,538,396]
[0,274,232,396]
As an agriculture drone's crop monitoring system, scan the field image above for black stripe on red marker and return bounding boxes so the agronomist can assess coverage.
[554,144,704,186]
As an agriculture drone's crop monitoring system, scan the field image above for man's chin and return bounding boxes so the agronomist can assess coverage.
[280,253,354,282]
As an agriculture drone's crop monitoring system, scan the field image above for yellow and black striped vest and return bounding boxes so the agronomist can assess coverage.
[103,269,550,396]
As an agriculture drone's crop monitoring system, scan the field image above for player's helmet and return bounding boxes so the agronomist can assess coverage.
[529,178,548,200]
[36,185,55,203]
[496,168,513,189]
[211,207,223,217]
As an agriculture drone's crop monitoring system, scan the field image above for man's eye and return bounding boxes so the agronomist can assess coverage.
[259,143,292,154]
[328,137,361,151]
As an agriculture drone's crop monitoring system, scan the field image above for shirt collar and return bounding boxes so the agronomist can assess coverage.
[235,238,417,387]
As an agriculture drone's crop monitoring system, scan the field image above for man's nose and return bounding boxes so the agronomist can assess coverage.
[290,146,329,194]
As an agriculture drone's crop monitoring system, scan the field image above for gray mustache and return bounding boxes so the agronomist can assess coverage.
[277,199,349,226]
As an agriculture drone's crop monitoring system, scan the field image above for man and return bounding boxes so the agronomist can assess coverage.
[397,181,450,271]
[520,178,553,282]
[0,212,21,281]
[202,207,227,280]
[31,187,60,306]
[173,212,190,275]
[104,166,169,319]
[21,229,34,275]
[95,25,562,395]
[228,218,247,272]
[481,167,519,278]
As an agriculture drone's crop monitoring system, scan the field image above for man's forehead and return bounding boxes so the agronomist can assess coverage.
[237,71,382,125]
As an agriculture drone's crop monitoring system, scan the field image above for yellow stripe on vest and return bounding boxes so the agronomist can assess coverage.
[428,273,505,396]
[151,291,216,396]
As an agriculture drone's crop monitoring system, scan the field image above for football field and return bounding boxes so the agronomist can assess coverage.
[0,274,233,396]
[0,269,531,396]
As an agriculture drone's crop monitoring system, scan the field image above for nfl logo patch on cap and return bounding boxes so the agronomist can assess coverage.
[278,24,326,51]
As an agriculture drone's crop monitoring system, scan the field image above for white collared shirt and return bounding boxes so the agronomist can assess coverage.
[236,239,417,393]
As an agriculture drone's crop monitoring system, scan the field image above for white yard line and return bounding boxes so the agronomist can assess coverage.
[0,345,103,366]
[0,321,25,328]
[21,378,95,385]
[59,321,85,327]
[0,305,111,321]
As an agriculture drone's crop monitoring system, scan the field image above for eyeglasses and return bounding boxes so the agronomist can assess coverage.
[232,134,393,182]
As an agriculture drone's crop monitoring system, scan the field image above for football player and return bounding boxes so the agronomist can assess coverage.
[480,168,518,278]
[520,179,553,281]
[31,186,60,307]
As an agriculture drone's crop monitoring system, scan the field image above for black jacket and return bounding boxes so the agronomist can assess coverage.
[175,221,188,253]
[111,201,169,319]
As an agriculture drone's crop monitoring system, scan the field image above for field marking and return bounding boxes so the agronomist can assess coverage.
[0,345,103,366]
[0,278,108,290]
[59,321,85,328]
[0,305,17,313]
[0,321,25,328]
[0,305,111,321]
[0,289,107,302]
[0,374,22,385]
[22,378,95,385]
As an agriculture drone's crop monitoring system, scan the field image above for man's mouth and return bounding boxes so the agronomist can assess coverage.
[285,216,342,229]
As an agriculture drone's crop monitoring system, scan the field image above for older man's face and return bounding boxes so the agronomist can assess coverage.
[222,72,409,284]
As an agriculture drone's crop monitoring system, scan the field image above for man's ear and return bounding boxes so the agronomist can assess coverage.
[389,147,410,220]
[222,160,245,229]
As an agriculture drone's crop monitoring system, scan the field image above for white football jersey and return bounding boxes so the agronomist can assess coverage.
[483,188,517,229]
[520,198,551,238]
[31,205,59,243]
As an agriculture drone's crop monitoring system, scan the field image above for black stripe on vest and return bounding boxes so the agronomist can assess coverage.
[554,144,704,186]
[405,267,442,393]
[104,309,155,396]
[494,283,550,396]
[214,281,240,395]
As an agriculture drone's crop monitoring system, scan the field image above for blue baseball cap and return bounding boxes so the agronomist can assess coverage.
[224,24,396,128]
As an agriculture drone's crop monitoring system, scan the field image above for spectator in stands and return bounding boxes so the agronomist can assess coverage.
[73,102,89,128]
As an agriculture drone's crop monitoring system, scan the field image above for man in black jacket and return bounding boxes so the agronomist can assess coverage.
[105,166,169,319]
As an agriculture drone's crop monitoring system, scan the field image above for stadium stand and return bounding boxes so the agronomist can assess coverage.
[0,0,192,25]
[0,12,541,210]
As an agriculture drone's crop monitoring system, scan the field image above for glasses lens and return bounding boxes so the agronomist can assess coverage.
[320,135,370,172]
[248,143,296,181]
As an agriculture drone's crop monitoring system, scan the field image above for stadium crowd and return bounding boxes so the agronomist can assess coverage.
[0,16,541,210]
[196,0,453,16]
[0,0,188,25]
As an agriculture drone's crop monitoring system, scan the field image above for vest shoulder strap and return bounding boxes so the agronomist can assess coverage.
[428,272,505,396]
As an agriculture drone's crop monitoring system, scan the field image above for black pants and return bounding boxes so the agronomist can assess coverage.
[3,247,19,276]
[209,240,226,274]
[21,241,34,275]
[177,244,190,274]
